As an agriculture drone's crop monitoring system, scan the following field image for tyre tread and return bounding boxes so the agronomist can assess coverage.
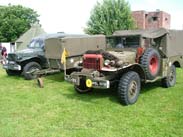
[118,71,140,105]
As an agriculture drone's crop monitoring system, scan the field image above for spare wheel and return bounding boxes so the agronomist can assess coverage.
[140,48,161,80]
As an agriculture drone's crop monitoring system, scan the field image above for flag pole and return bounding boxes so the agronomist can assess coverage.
[61,48,69,79]
[64,57,66,77]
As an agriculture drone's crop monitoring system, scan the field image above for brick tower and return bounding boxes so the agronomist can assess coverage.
[132,10,170,29]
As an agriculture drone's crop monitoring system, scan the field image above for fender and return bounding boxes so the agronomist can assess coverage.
[17,55,46,64]
[19,56,47,68]
[121,63,146,82]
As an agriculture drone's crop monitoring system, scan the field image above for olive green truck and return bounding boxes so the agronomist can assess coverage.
[66,28,183,105]
[27,35,106,83]
[45,35,106,72]
[3,33,70,80]
[3,34,106,80]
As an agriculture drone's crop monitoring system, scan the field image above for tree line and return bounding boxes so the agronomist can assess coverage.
[0,4,39,42]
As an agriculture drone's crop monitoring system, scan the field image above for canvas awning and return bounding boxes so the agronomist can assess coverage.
[113,28,169,38]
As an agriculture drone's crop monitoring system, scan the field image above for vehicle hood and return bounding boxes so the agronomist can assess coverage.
[108,50,136,64]
[8,48,43,61]
[16,48,41,54]
[15,48,42,57]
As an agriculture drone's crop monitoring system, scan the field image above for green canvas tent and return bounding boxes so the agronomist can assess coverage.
[15,23,46,51]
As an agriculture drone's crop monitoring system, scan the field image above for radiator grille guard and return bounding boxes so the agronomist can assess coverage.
[7,53,17,61]
[83,54,103,70]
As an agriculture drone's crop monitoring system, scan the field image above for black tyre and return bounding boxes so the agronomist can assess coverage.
[23,62,41,80]
[161,65,176,88]
[118,71,141,105]
[6,70,21,76]
[74,79,92,94]
[140,48,161,80]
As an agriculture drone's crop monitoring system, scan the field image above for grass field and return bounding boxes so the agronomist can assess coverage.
[0,66,183,137]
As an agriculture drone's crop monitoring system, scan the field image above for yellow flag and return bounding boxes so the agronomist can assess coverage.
[61,48,69,64]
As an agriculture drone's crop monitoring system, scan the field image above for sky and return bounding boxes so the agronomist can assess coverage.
[0,0,183,34]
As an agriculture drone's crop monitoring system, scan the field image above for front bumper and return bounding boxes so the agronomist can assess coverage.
[65,72,110,89]
[3,62,21,71]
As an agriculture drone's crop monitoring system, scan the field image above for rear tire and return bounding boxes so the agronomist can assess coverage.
[140,48,161,80]
[118,71,141,105]
[23,62,41,80]
[161,65,176,88]
[74,79,92,94]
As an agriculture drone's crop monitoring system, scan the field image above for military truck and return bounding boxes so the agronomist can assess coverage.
[32,35,106,79]
[3,33,72,80]
[66,28,183,105]
[31,35,106,88]
[44,35,106,71]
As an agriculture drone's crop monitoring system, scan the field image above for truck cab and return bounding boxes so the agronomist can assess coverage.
[3,33,67,80]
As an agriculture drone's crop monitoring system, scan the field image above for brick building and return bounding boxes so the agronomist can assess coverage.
[132,10,170,29]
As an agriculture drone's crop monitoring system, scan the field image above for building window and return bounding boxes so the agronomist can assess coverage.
[152,16,158,21]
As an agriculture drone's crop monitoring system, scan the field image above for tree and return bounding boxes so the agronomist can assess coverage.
[85,0,135,35]
[0,4,39,42]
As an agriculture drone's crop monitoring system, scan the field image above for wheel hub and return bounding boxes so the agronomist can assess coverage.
[128,81,137,99]
[169,70,174,82]
[149,55,158,75]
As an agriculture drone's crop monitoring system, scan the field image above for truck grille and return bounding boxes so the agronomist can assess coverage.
[83,54,103,70]
[8,53,17,61]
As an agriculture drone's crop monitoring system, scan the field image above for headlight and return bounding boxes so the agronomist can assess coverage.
[79,60,83,64]
[17,56,22,60]
[104,59,110,66]
[70,58,74,63]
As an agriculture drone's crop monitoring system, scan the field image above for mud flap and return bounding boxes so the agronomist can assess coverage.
[37,77,44,88]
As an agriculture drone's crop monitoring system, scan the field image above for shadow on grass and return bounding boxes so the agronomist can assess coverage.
[63,80,163,104]
[141,80,162,94]
[43,72,64,82]
[63,86,119,104]
[1,74,24,81]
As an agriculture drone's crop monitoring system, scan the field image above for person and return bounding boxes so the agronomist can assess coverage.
[1,47,7,64]
[116,42,124,48]
[116,38,125,48]
[0,44,3,64]
[116,40,124,48]
[2,47,7,57]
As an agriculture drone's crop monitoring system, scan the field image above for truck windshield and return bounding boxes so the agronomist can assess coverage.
[107,36,140,49]
[28,39,44,49]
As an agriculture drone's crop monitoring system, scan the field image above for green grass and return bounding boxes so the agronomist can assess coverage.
[0,66,183,137]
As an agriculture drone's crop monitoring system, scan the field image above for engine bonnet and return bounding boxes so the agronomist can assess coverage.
[108,51,136,64]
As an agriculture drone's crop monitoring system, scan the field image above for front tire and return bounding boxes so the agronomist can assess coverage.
[118,71,141,105]
[23,62,41,80]
[74,79,92,94]
[161,65,176,88]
